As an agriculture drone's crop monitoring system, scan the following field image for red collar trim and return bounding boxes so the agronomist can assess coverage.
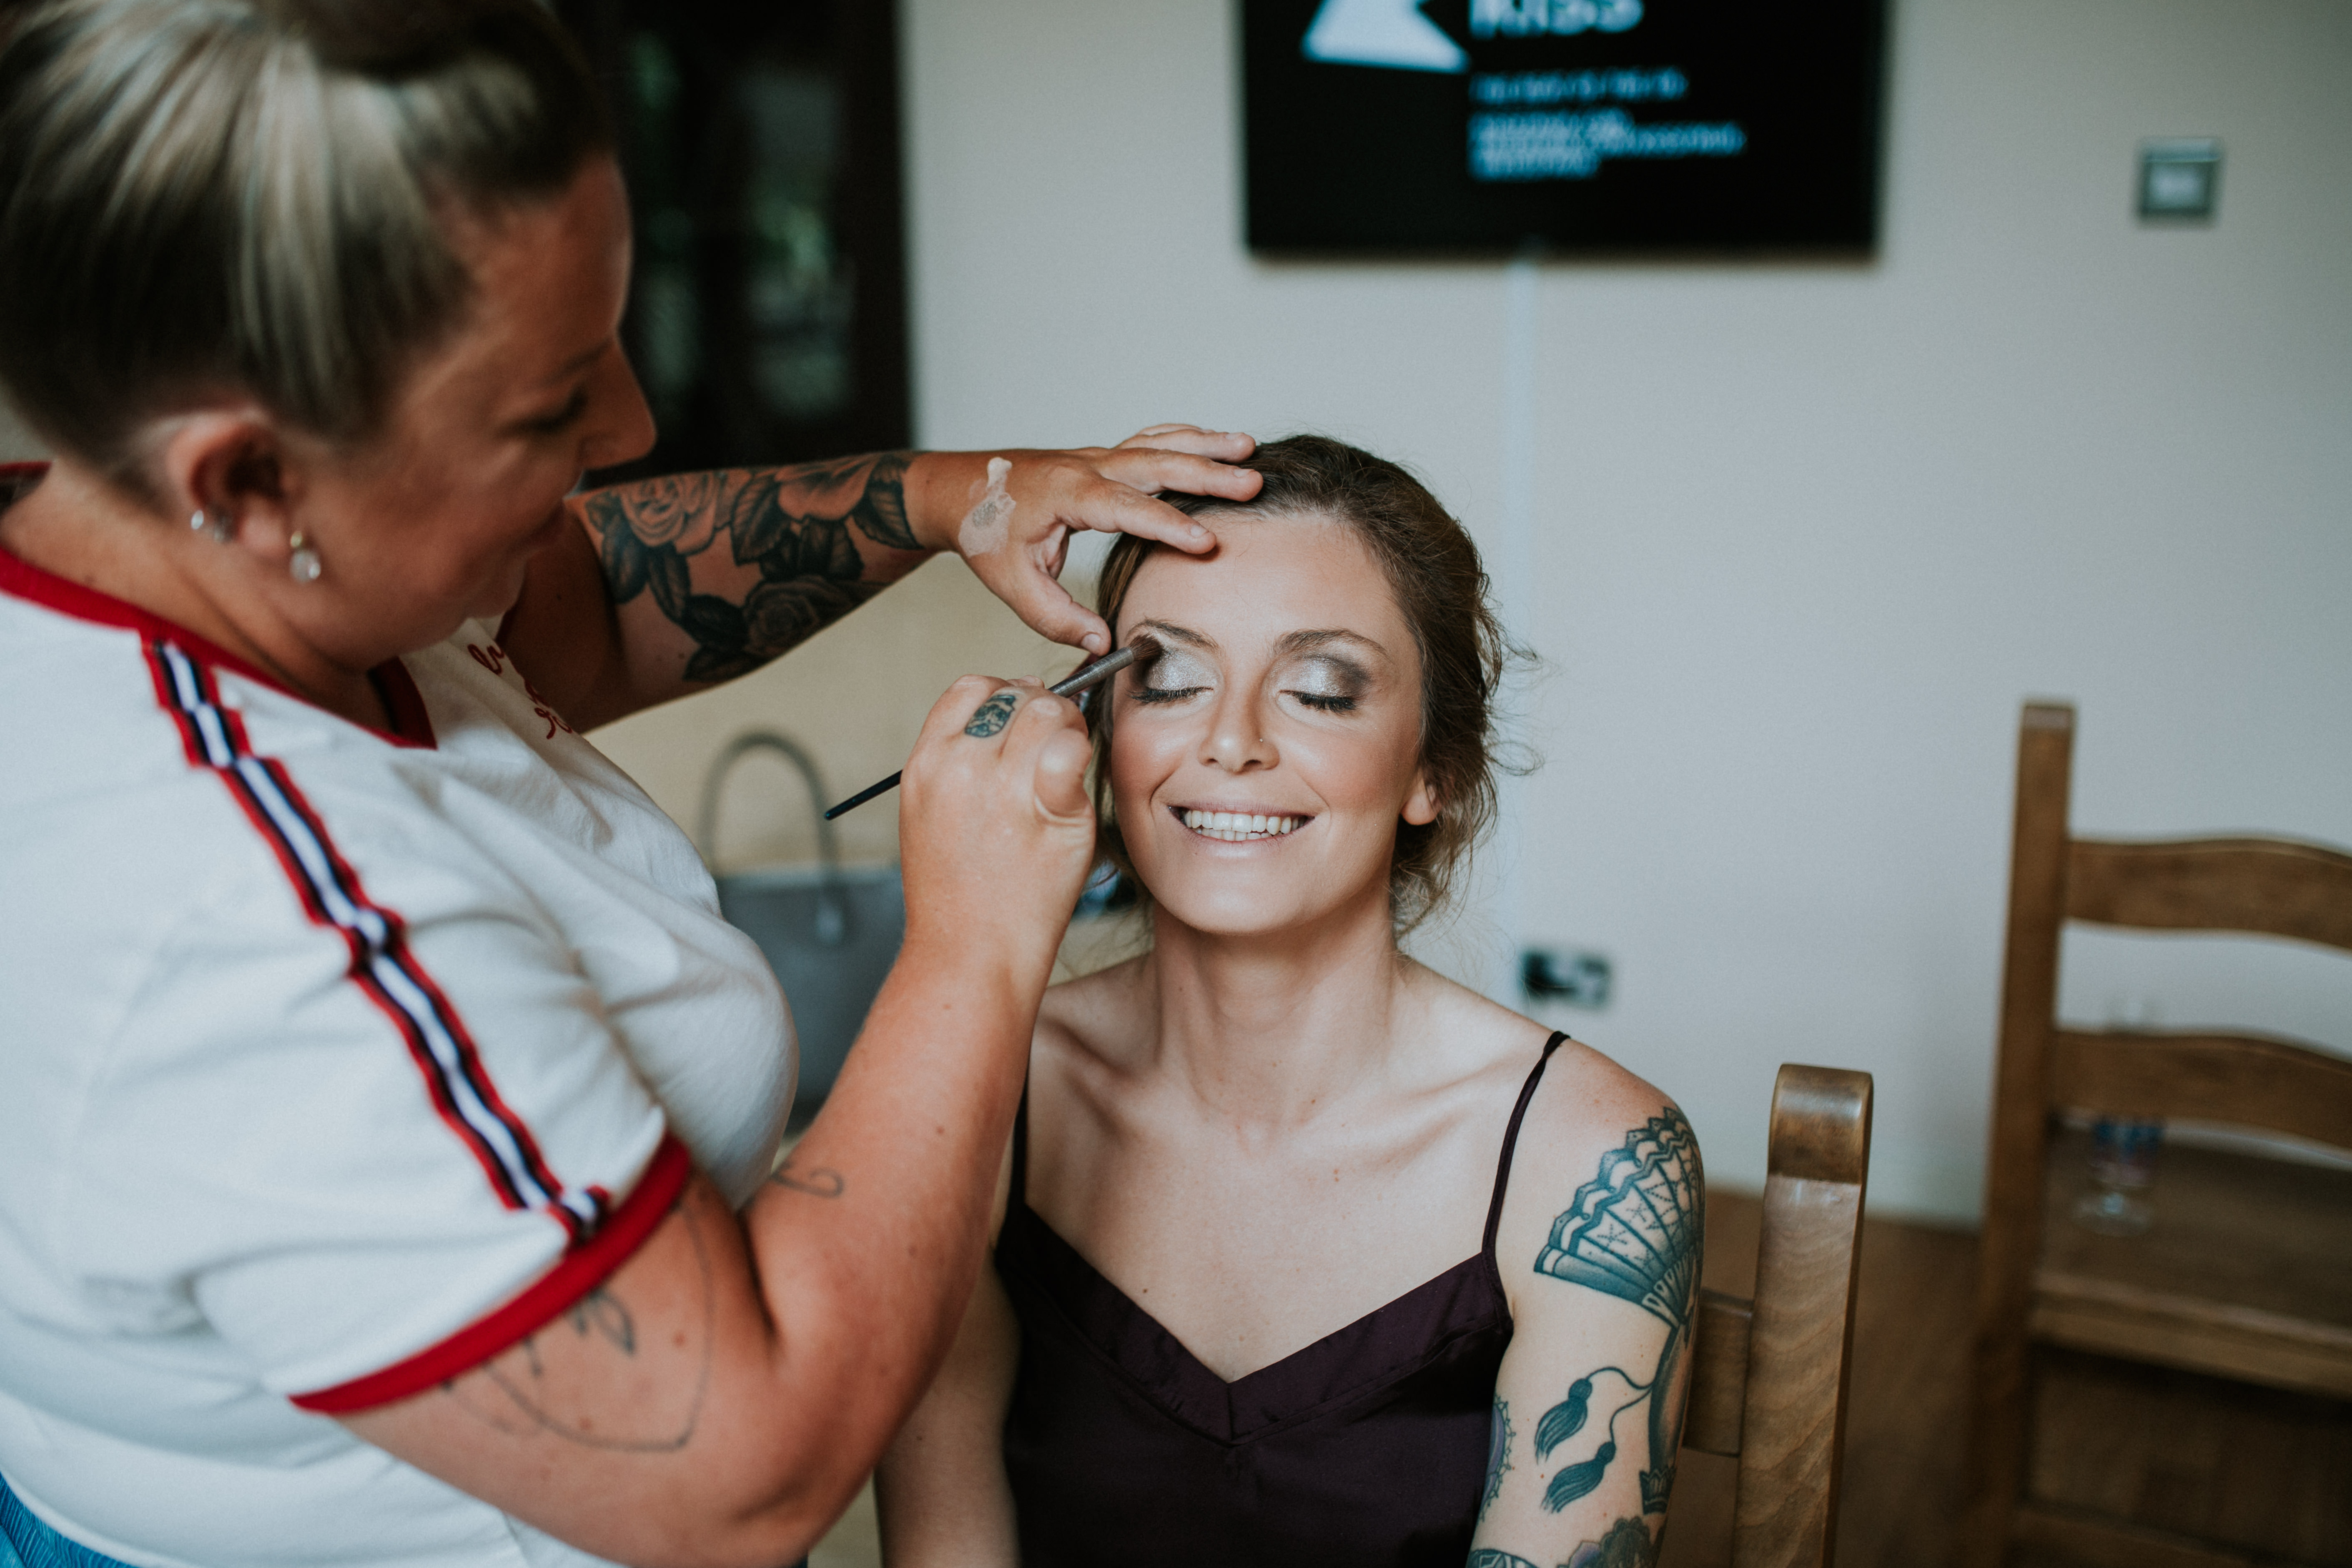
[0,465,436,750]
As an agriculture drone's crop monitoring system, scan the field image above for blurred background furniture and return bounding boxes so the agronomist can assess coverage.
[554,0,912,481]
[1965,702,2352,1568]
[1680,1063,1875,1568]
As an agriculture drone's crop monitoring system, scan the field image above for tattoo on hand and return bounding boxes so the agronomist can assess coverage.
[1482,1397,1514,1522]
[963,692,1018,737]
[768,1158,845,1198]
[1533,1107,1702,1516]
[443,1192,717,1451]
[583,452,915,685]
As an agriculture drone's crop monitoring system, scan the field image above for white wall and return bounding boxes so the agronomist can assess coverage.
[0,402,38,464]
[896,0,2352,1219]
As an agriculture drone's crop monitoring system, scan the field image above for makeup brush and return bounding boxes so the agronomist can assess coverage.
[820,636,1159,820]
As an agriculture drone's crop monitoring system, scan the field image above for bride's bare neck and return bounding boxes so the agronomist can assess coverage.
[1136,884,1432,1129]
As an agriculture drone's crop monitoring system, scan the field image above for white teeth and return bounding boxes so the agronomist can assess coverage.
[1179,810,1303,841]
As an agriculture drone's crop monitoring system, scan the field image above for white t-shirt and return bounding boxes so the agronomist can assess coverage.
[0,473,796,1567]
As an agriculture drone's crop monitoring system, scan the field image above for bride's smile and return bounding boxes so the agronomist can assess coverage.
[1106,514,1439,939]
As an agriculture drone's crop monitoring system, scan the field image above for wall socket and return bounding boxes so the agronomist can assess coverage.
[1521,947,1612,1009]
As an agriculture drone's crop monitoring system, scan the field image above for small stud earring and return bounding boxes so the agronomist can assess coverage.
[287,531,323,582]
[191,508,233,543]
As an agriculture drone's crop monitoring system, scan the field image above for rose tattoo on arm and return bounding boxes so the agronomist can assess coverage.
[583,453,919,685]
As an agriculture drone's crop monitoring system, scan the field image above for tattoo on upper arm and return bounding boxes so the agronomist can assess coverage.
[1531,1108,1703,1518]
[442,1198,717,1452]
[767,1157,845,1198]
[582,452,916,684]
[1482,1397,1514,1523]
[1467,1553,1540,1568]
[565,1286,635,1355]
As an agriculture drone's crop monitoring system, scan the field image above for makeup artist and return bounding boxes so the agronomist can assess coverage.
[0,4,1256,1567]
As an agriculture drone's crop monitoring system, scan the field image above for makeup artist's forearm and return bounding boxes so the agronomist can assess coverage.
[521,454,937,726]
[736,931,1045,1495]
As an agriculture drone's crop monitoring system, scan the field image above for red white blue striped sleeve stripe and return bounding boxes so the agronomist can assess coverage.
[143,636,610,1241]
[137,633,700,1413]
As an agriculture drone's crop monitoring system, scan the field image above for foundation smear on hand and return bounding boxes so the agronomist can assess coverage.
[958,456,1016,556]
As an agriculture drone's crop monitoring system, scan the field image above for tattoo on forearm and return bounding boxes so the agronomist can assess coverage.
[1532,1108,1702,1517]
[1482,1397,1514,1522]
[1471,1520,1657,1568]
[963,691,1017,737]
[768,1157,845,1198]
[443,1196,717,1451]
[1566,1516,1661,1568]
[583,452,917,684]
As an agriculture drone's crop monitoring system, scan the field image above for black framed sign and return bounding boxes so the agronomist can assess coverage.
[1243,0,1886,253]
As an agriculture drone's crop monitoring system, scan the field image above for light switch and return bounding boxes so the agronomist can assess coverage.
[2138,138,2221,223]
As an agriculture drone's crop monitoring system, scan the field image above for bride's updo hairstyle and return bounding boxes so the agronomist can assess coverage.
[1091,435,1513,933]
[0,0,610,493]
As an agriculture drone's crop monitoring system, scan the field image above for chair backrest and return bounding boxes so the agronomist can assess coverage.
[1993,701,2352,1151]
[1684,1063,1874,1568]
[1965,701,2352,1565]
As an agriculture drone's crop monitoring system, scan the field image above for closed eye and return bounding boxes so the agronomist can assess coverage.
[517,386,589,436]
[1128,642,1215,705]
[1289,692,1357,712]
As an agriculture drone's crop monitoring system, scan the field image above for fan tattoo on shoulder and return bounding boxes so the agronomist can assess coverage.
[583,452,917,685]
[1530,1108,1703,1520]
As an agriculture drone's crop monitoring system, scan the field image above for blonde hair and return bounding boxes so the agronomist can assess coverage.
[0,0,611,487]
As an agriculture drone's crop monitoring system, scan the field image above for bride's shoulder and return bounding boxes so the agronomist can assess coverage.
[1472,1028,1699,1294]
[1035,954,1153,1078]
[1417,969,1690,1172]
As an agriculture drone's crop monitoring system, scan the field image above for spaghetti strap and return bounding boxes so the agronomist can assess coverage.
[1482,1031,1568,1258]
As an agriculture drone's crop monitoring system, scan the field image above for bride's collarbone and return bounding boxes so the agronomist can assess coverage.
[1072,1177,1493,1385]
[1039,1117,1502,1359]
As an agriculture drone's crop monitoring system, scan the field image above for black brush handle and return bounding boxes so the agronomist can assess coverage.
[819,640,1154,820]
[821,770,902,821]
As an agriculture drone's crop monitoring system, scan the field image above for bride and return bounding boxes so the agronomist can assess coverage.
[876,437,1701,1568]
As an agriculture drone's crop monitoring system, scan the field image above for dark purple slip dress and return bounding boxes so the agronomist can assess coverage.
[995,1031,1568,1568]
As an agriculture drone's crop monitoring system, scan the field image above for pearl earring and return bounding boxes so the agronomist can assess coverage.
[287,531,323,582]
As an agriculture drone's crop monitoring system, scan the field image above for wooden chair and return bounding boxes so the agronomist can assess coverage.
[1964,702,2352,1568]
[1682,1063,1875,1568]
